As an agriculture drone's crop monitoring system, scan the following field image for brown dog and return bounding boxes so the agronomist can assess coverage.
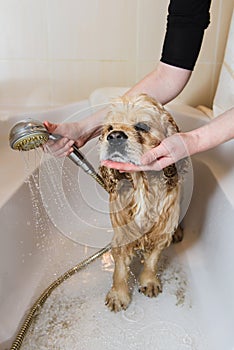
[99,94,184,312]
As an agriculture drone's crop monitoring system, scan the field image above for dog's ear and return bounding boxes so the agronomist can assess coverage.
[99,166,130,194]
[140,95,179,137]
[160,110,188,186]
[161,110,179,137]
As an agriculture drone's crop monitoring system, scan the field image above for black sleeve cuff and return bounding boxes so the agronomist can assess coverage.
[160,25,206,71]
[160,0,211,71]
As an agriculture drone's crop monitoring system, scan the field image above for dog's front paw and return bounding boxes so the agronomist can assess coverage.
[105,288,131,312]
[138,277,162,298]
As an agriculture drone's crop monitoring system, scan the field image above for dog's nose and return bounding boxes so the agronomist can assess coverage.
[107,131,128,145]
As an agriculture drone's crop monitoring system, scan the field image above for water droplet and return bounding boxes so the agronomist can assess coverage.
[183,335,192,345]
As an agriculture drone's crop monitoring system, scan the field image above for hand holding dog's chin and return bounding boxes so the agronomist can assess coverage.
[101,133,190,172]
[101,160,142,173]
[101,159,164,172]
[141,133,191,170]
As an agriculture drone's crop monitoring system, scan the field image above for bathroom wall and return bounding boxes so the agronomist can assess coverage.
[0,0,233,110]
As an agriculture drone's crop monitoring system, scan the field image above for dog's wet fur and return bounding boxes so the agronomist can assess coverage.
[99,94,184,312]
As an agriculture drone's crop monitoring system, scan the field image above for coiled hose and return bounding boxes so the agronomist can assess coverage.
[10,243,111,350]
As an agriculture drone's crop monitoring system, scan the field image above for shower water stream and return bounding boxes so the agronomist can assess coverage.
[9,146,112,350]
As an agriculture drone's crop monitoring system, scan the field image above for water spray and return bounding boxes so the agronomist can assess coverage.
[8,118,111,350]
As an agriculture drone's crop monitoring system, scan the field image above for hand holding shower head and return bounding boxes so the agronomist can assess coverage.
[9,118,105,188]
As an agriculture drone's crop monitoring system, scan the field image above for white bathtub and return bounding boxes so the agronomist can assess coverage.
[0,90,234,350]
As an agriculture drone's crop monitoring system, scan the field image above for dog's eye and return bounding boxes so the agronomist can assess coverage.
[107,125,113,132]
[134,122,150,133]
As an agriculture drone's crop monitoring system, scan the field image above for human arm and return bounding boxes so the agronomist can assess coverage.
[102,107,234,172]
[43,113,104,157]
[44,0,211,156]
[44,62,192,156]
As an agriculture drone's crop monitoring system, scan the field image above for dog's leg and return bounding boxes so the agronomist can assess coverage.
[138,248,163,297]
[139,234,172,298]
[105,248,132,312]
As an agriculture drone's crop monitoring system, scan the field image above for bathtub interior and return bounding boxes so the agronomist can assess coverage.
[0,94,234,350]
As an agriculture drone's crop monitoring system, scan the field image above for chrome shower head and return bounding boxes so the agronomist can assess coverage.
[9,118,106,189]
[9,118,49,151]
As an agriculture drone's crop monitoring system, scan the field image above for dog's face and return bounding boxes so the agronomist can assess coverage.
[99,94,179,165]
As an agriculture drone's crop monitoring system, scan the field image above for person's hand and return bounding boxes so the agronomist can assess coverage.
[43,107,106,157]
[43,121,75,157]
[101,133,190,172]
[43,119,98,157]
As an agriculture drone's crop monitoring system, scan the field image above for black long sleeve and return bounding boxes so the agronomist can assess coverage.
[160,0,212,70]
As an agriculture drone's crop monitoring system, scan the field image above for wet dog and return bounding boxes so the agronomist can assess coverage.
[99,94,184,312]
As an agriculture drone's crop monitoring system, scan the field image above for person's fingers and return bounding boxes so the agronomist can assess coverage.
[45,138,74,157]
[55,147,74,158]
[140,143,166,165]
[101,160,142,172]
[42,120,80,158]
[43,121,59,134]
[153,157,173,169]
[101,157,178,172]
[54,140,74,157]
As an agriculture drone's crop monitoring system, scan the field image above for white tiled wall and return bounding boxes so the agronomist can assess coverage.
[0,0,233,109]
